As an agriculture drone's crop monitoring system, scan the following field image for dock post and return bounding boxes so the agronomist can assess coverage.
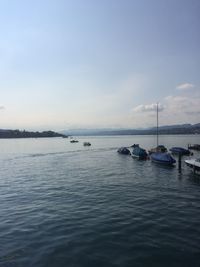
[178,152,182,172]
[193,165,196,174]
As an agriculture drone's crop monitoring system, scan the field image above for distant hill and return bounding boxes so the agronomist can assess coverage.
[150,124,192,130]
[0,129,67,139]
[62,123,200,136]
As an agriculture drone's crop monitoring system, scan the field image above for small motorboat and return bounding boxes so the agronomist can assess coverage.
[117,147,131,155]
[151,152,176,165]
[83,142,91,146]
[70,139,79,143]
[132,144,148,160]
[185,158,200,172]
[169,147,190,155]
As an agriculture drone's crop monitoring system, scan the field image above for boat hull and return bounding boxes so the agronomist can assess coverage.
[131,154,147,160]
[185,159,200,171]
[117,147,130,155]
[132,145,148,160]
[151,152,176,165]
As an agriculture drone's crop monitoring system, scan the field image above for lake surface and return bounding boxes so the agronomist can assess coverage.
[0,135,200,267]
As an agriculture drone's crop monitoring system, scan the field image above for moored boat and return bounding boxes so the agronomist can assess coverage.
[185,158,200,172]
[150,103,176,166]
[117,147,131,155]
[132,144,148,160]
[188,144,200,151]
[149,145,167,154]
[151,152,176,165]
[169,147,190,155]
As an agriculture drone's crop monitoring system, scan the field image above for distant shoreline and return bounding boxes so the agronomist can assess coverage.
[62,124,200,136]
[0,129,67,139]
[1,123,200,138]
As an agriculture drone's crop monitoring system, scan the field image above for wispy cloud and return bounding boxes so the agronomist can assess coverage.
[164,95,200,115]
[133,103,164,112]
[130,92,200,127]
[154,92,200,126]
[176,83,195,90]
[0,106,5,110]
[185,111,200,115]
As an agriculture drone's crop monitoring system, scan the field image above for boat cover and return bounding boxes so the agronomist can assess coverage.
[151,152,176,164]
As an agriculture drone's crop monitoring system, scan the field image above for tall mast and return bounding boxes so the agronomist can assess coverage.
[156,102,159,148]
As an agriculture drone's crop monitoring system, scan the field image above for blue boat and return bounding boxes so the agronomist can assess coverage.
[151,152,176,165]
[150,103,176,166]
[169,147,190,155]
[117,147,131,155]
[132,144,148,160]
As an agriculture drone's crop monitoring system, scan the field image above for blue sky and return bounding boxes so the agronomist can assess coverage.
[0,0,199,130]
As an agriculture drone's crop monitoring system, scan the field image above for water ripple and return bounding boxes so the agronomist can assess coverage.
[0,136,200,266]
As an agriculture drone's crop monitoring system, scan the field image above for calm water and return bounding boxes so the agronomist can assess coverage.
[0,135,200,267]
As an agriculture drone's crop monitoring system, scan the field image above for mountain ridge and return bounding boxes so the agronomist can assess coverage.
[61,123,200,136]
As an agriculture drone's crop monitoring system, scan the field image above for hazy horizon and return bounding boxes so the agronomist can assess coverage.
[1,122,200,134]
[0,0,199,131]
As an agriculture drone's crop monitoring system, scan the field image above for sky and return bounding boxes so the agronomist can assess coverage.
[0,0,199,130]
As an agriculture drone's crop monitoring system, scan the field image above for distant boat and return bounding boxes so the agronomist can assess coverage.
[83,142,91,146]
[169,147,190,155]
[117,147,131,155]
[132,144,148,160]
[70,139,79,143]
[150,103,176,166]
[185,158,200,172]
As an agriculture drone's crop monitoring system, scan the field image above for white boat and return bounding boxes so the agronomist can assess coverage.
[185,158,200,172]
